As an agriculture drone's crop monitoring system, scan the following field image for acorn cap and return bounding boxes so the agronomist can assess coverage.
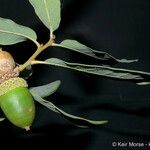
[0,77,28,96]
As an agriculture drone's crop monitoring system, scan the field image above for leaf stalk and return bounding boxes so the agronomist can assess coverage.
[19,39,54,71]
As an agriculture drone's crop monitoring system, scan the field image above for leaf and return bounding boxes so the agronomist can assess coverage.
[0,17,38,46]
[137,82,150,85]
[30,80,61,98]
[53,40,138,64]
[31,58,150,84]
[30,92,58,113]
[30,91,108,128]
[0,118,5,121]
[29,0,61,33]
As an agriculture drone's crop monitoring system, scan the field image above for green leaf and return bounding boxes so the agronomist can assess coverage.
[53,40,138,64]
[30,91,58,113]
[29,0,61,34]
[137,82,150,85]
[30,91,108,128]
[30,80,61,98]
[0,118,5,121]
[31,58,150,84]
[43,58,150,81]
[0,17,38,46]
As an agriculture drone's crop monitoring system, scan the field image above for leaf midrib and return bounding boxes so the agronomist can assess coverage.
[44,0,52,31]
[0,29,35,43]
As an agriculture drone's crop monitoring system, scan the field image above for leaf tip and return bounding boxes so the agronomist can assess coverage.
[56,80,61,85]
[0,118,5,122]
[97,120,108,125]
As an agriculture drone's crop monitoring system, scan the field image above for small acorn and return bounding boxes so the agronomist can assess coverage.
[0,48,19,83]
[0,49,35,130]
[0,48,15,71]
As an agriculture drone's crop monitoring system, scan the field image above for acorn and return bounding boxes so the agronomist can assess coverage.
[0,49,35,130]
[0,48,15,72]
[0,78,35,130]
[0,48,19,83]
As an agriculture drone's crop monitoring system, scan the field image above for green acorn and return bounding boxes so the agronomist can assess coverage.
[0,77,35,131]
